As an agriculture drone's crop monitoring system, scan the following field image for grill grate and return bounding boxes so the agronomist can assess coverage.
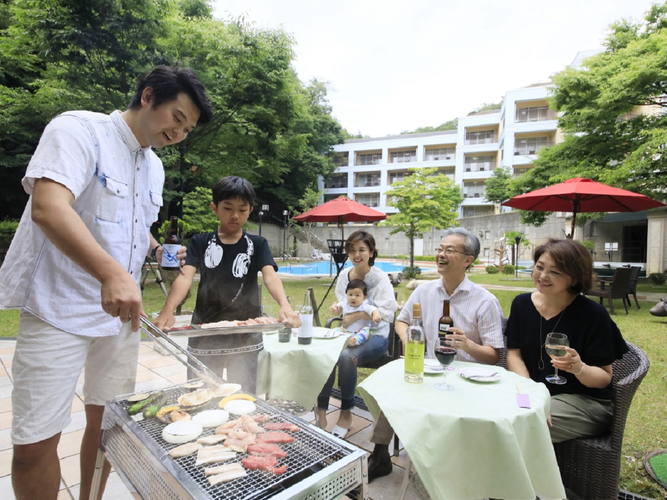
[103,383,366,499]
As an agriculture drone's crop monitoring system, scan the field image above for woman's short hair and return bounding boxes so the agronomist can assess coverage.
[345,231,378,266]
[533,238,594,294]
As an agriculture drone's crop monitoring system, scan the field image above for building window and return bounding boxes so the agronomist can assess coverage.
[424,147,456,161]
[389,171,410,185]
[356,173,380,187]
[356,193,380,208]
[514,137,550,155]
[513,166,532,177]
[465,130,496,145]
[324,194,339,202]
[325,174,348,189]
[464,155,495,172]
[389,149,417,163]
[355,152,382,165]
[333,152,349,167]
[463,180,486,199]
[515,106,555,122]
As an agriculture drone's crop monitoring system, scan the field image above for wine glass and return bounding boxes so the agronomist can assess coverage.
[434,337,457,391]
[544,332,569,385]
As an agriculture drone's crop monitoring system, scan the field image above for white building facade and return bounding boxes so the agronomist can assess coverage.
[326,83,558,219]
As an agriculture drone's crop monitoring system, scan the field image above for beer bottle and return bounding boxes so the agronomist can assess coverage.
[404,303,425,383]
[438,299,454,339]
[161,216,181,271]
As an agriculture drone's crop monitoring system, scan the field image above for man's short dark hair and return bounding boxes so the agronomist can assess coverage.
[212,176,257,206]
[128,66,213,125]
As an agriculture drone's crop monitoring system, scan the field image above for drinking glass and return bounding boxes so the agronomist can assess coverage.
[544,332,569,385]
[434,337,457,391]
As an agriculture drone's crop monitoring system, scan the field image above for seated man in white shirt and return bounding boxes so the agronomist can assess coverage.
[367,227,505,482]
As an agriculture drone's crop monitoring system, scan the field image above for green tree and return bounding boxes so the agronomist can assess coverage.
[383,167,463,269]
[484,166,513,205]
[0,0,345,224]
[509,2,667,229]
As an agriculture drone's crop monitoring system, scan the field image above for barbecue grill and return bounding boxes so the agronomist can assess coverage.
[93,382,368,499]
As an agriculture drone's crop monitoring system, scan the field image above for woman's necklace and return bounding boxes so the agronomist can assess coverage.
[538,309,566,370]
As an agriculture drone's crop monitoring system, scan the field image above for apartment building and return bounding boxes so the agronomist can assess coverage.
[324,83,559,219]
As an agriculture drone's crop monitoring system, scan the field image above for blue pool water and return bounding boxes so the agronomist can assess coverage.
[278,260,411,275]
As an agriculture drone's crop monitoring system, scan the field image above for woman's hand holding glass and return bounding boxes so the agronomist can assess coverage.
[545,332,569,385]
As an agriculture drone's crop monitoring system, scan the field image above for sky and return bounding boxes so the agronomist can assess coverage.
[212,0,659,138]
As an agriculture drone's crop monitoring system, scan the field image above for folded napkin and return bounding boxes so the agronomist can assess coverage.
[516,383,531,408]
[459,367,500,381]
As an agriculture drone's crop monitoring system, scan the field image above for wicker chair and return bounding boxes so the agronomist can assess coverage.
[552,342,650,500]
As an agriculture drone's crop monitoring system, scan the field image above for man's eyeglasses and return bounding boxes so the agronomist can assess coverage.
[435,247,470,256]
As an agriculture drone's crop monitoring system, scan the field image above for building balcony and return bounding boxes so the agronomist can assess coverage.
[513,142,554,156]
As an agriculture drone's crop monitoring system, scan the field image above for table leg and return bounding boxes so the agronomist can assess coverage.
[398,454,411,500]
[89,448,106,500]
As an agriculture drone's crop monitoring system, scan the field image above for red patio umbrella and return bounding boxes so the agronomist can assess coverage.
[502,177,666,237]
[293,196,387,239]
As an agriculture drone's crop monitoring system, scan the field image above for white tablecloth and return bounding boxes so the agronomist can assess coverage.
[257,327,348,409]
[357,359,566,500]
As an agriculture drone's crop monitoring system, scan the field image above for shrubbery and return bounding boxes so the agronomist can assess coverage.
[402,266,422,280]
[502,265,516,275]
[648,272,666,285]
[486,265,499,274]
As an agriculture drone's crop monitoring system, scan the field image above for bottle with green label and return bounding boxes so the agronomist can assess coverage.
[404,302,425,383]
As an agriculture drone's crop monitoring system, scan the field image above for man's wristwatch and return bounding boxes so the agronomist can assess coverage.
[150,245,161,259]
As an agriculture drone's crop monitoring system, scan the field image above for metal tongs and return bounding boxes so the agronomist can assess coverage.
[140,317,225,388]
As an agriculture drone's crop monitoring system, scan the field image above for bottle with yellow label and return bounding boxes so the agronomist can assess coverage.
[404,303,425,383]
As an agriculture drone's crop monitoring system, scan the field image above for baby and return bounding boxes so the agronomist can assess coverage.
[329,279,381,346]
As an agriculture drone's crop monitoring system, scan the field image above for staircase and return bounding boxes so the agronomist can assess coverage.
[292,229,330,253]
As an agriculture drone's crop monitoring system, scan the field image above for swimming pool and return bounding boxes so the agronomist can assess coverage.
[277,260,410,275]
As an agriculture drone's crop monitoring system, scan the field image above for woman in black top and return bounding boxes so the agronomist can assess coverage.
[506,238,628,442]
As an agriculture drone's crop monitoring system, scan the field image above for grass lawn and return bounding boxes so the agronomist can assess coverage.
[0,271,665,498]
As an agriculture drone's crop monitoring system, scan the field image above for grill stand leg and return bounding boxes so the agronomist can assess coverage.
[89,448,106,500]
[398,454,411,500]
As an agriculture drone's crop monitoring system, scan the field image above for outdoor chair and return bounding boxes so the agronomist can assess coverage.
[495,317,509,369]
[586,266,633,314]
[625,265,641,310]
[552,342,650,500]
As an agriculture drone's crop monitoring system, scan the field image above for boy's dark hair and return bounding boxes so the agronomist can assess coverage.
[212,176,257,206]
[128,66,213,125]
[346,279,368,296]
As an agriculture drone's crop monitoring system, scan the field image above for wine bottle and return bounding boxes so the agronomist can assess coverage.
[438,299,454,339]
[404,303,425,383]
[298,291,313,345]
[161,216,181,271]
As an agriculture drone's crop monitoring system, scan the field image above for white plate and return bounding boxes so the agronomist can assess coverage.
[459,367,501,382]
[312,327,344,339]
[424,359,445,374]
